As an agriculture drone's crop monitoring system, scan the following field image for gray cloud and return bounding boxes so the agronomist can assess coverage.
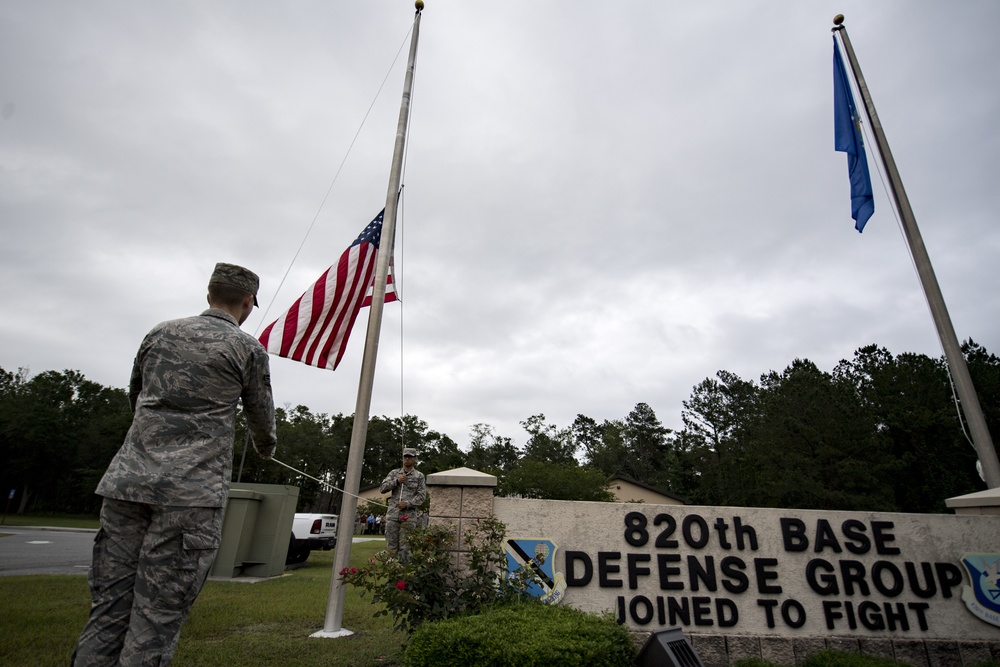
[2,1,997,450]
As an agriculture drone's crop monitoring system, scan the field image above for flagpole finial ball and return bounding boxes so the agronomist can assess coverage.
[833,15,844,26]
[415,0,424,10]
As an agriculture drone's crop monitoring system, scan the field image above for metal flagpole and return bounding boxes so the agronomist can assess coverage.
[314,1,424,638]
[833,15,1000,489]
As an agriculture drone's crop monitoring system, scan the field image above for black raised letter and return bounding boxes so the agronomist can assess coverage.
[565,551,593,586]
[598,552,623,588]
[871,521,900,555]
[780,518,808,552]
[628,553,651,589]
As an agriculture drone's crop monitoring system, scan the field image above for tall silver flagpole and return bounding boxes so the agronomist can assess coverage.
[315,1,424,637]
[833,15,1000,489]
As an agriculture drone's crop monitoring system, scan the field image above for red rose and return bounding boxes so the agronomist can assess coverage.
[339,568,348,576]
[396,581,405,590]
[400,514,409,522]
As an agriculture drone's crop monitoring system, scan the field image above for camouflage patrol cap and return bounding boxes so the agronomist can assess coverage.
[209,263,260,306]
[403,447,417,457]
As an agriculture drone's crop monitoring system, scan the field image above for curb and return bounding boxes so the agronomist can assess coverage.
[0,525,98,534]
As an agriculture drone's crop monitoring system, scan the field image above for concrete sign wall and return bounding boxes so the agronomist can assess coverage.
[493,498,1000,641]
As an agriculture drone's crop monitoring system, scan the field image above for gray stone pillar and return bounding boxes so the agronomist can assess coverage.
[425,467,497,569]
[946,487,1000,515]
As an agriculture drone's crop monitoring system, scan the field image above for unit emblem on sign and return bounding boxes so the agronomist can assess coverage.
[960,553,1000,628]
[504,538,567,604]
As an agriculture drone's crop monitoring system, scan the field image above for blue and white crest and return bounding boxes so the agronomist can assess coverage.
[960,553,1000,628]
[504,537,566,604]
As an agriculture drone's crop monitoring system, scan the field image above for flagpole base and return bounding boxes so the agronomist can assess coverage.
[310,628,354,639]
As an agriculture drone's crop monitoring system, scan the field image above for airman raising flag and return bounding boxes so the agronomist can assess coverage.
[258,209,397,371]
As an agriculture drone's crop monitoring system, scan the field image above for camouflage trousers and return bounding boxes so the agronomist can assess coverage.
[73,498,223,666]
[384,516,416,561]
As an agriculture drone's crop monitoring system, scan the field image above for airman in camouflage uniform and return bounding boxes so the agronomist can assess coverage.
[379,447,426,560]
[73,263,277,667]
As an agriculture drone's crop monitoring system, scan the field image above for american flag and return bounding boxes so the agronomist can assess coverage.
[259,210,398,370]
[361,256,397,307]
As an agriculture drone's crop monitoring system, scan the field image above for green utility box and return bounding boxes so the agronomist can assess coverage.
[211,483,299,579]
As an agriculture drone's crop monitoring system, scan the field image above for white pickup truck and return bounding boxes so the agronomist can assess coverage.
[286,513,338,565]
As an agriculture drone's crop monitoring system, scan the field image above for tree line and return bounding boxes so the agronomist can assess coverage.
[1,340,997,517]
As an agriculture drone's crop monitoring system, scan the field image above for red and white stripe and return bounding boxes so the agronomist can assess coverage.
[361,258,398,308]
[259,242,378,370]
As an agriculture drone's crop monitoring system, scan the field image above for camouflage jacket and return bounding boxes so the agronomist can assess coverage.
[97,309,277,507]
[379,467,427,520]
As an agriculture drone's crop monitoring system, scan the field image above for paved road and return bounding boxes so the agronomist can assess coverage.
[0,526,96,576]
[0,526,384,577]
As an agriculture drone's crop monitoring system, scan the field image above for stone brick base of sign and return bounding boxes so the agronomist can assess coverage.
[660,634,1000,667]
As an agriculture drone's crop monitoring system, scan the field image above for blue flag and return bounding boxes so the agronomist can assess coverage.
[833,38,874,233]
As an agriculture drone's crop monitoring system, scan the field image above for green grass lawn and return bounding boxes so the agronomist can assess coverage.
[0,539,407,667]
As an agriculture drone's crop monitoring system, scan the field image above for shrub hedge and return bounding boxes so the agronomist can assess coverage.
[402,602,635,667]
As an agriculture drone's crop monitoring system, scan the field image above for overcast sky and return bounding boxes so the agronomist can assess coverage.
[2,1,998,453]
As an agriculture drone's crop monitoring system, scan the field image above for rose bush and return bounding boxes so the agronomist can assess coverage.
[340,515,543,633]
